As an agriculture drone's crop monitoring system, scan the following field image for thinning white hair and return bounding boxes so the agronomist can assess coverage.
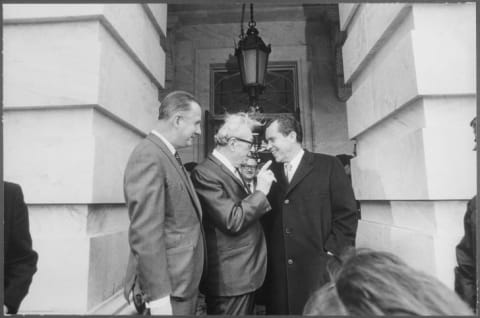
[214,112,261,146]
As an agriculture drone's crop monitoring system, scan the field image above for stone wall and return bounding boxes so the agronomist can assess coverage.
[339,3,476,287]
[3,4,167,313]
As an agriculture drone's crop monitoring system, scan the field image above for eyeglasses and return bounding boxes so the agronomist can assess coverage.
[229,136,253,146]
[240,164,258,170]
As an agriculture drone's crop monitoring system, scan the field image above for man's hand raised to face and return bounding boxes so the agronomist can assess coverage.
[255,160,277,195]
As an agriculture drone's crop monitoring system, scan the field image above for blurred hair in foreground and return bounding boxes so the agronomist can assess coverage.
[303,248,473,316]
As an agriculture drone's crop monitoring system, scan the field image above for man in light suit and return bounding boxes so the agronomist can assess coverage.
[262,114,358,314]
[190,113,276,315]
[123,90,205,315]
[4,181,38,314]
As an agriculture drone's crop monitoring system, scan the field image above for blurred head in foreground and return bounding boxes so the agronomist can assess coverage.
[303,248,473,316]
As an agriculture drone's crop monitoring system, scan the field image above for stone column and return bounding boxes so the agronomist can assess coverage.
[339,3,476,287]
[3,4,167,313]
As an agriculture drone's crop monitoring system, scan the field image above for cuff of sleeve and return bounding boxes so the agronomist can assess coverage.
[146,295,170,309]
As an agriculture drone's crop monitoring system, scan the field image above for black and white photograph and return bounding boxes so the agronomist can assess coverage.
[2,2,477,315]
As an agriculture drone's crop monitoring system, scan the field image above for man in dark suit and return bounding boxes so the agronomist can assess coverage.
[239,156,259,194]
[123,91,205,315]
[262,114,359,314]
[4,181,38,314]
[191,113,276,315]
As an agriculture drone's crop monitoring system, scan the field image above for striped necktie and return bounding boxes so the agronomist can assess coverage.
[284,163,292,183]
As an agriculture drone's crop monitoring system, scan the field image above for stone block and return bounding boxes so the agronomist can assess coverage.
[352,128,429,200]
[352,126,475,200]
[433,233,463,288]
[3,4,166,88]
[4,107,147,204]
[390,201,465,236]
[353,96,476,154]
[423,127,476,199]
[356,220,391,251]
[28,205,90,236]
[21,204,130,313]
[92,109,146,203]
[357,214,462,289]
[21,235,90,313]
[338,3,360,31]
[87,205,129,235]
[3,3,104,20]
[102,4,166,87]
[4,109,95,203]
[358,201,394,225]
[342,3,411,81]
[145,4,167,35]
[411,4,476,95]
[346,29,418,138]
[97,24,159,133]
[87,231,129,310]
[4,22,101,107]
[389,226,435,274]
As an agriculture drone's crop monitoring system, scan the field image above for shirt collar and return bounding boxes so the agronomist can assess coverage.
[212,149,237,176]
[286,148,305,173]
[151,130,176,155]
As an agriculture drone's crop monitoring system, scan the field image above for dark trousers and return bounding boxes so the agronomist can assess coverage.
[206,292,255,315]
[171,292,199,315]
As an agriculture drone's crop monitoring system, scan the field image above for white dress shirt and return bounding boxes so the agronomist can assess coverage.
[151,130,176,155]
[212,149,243,181]
[284,149,305,181]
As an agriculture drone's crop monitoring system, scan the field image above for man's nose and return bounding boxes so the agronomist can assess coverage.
[196,126,201,136]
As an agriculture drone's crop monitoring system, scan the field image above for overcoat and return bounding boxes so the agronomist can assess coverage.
[262,150,358,314]
[123,133,205,305]
[4,182,38,314]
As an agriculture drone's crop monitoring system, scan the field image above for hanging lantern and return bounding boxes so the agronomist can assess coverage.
[235,3,271,112]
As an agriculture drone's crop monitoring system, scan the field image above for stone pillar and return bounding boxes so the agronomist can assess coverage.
[339,3,476,287]
[3,4,167,313]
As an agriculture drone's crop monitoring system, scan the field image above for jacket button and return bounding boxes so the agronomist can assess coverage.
[284,199,290,204]
[285,227,292,234]
[287,259,294,265]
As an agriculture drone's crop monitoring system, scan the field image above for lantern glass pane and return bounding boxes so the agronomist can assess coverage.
[257,50,267,85]
[243,49,258,85]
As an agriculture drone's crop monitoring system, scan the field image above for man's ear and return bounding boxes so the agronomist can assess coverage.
[288,131,297,141]
[228,138,236,150]
[171,113,182,127]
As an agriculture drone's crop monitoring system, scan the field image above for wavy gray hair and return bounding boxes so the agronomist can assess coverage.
[214,113,262,146]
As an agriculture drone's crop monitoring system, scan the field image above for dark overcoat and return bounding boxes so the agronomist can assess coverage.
[261,150,358,314]
[4,182,38,314]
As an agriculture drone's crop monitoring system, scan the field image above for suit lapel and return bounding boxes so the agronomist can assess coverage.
[147,133,203,219]
[285,151,314,196]
[208,154,249,194]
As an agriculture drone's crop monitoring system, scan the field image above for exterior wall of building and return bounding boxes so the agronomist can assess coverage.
[3,4,167,313]
[167,7,354,163]
[339,3,476,288]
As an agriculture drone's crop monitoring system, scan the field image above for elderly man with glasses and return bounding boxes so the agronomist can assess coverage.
[191,113,276,315]
[239,156,259,194]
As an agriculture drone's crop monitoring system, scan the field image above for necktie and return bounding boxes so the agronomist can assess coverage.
[284,163,292,182]
[174,152,189,180]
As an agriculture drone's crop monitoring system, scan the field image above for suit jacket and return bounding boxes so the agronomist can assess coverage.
[262,151,358,314]
[190,153,271,297]
[123,133,205,304]
[4,181,38,314]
